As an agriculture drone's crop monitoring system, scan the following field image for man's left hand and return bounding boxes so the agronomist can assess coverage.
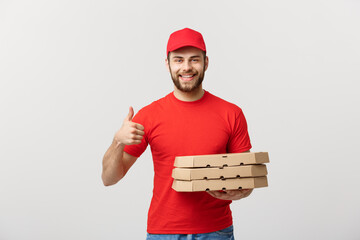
[207,189,253,200]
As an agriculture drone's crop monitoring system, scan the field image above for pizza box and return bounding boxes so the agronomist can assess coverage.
[172,164,267,180]
[172,176,268,192]
[174,152,269,168]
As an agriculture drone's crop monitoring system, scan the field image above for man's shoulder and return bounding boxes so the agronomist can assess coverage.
[136,92,172,115]
[206,91,243,112]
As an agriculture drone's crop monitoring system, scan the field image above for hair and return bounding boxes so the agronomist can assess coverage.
[167,50,207,61]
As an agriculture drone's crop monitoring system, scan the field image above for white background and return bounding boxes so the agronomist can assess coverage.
[1,0,359,239]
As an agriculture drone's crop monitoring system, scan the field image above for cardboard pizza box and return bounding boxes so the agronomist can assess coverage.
[172,164,267,180]
[172,176,268,192]
[174,152,269,168]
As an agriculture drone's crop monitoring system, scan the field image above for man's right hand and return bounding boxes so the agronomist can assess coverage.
[114,106,145,146]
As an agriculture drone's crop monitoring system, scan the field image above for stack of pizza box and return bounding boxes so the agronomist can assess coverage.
[172,152,269,192]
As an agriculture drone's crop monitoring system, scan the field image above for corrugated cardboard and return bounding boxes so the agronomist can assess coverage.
[174,152,269,168]
[172,164,267,180]
[172,176,268,192]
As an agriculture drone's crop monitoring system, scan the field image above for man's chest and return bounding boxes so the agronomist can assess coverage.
[147,110,231,156]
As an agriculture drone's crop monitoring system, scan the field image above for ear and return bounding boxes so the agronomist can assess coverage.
[165,58,170,72]
[204,56,209,71]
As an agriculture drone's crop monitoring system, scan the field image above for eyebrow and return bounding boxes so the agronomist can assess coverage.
[172,55,202,59]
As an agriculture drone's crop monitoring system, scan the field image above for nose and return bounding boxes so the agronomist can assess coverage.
[182,60,193,72]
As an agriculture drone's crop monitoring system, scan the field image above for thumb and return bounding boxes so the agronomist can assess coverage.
[125,106,134,122]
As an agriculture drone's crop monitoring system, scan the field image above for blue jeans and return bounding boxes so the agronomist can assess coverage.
[146,225,234,240]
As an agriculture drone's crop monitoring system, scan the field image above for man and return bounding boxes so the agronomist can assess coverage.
[102,28,252,240]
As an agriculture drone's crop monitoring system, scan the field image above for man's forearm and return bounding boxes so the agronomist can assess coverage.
[102,140,126,186]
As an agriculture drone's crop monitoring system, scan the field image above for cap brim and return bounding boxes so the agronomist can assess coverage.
[168,43,206,54]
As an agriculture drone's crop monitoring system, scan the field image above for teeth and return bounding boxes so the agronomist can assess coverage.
[182,75,194,78]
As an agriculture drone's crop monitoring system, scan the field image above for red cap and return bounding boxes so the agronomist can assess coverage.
[166,28,206,56]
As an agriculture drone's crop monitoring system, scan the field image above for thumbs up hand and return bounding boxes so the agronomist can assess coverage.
[114,107,145,146]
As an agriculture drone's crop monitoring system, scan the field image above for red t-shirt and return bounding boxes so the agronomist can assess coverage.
[124,90,252,234]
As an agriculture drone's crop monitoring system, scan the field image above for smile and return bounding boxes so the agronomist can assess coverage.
[179,74,196,82]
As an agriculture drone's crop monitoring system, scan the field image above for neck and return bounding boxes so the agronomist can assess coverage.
[173,85,204,102]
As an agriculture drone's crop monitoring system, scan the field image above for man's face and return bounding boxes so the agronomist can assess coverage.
[167,46,208,93]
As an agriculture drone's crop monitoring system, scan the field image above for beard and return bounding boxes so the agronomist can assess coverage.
[169,66,205,93]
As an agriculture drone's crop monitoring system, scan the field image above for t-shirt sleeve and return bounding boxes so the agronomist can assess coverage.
[227,108,252,153]
[123,108,149,158]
